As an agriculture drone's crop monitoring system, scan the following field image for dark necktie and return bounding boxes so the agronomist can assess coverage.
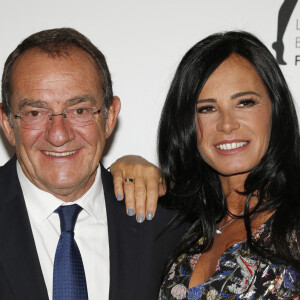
[53,204,88,300]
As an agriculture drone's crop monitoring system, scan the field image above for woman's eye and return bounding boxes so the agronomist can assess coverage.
[237,99,256,107]
[197,106,216,113]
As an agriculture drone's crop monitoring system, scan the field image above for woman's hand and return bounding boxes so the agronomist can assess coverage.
[110,155,166,222]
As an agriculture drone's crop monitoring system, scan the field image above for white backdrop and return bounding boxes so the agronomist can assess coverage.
[1,0,300,167]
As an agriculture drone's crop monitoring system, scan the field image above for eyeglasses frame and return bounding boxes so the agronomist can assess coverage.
[13,103,105,127]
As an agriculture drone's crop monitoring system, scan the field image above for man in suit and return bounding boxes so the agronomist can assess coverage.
[0,28,186,300]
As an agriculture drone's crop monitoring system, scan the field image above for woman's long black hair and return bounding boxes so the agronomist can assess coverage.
[158,31,300,282]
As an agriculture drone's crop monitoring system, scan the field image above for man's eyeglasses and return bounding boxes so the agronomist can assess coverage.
[13,104,105,129]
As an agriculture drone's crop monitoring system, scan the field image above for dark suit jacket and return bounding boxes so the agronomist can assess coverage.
[0,157,188,300]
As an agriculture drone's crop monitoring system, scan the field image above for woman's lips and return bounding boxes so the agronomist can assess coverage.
[214,140,250,155]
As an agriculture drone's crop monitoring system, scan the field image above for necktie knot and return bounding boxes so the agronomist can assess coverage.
[56,204,82,233]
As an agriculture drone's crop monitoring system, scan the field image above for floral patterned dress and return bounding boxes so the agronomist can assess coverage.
[159,216,299,299]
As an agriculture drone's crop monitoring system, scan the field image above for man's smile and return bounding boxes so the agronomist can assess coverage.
[43,150,77,157]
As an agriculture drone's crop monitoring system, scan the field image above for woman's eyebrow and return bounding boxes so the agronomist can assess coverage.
[197,91,260,104]
[231,91,259,99]
[197,98,216,104]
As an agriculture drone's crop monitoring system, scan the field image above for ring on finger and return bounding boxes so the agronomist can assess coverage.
[124,178,135,183]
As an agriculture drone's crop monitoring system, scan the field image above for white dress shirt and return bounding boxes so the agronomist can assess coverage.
[17,162,110,300]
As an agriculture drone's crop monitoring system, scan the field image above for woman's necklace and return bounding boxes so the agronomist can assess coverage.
[216,211,244,235]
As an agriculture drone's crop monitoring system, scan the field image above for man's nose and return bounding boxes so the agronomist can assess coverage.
[216,110,240,134]
[44,114,74,146]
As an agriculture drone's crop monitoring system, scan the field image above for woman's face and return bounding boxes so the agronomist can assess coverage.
[196,54,272,177]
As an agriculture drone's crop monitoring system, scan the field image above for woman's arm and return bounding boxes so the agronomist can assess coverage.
[110,155,165,222]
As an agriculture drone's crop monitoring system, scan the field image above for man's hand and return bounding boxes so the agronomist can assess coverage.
[110,155,166,222]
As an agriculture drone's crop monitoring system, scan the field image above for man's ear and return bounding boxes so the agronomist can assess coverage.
[0,104,16,146]
[105,96,121,139]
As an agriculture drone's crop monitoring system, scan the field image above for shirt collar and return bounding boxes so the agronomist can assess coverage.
[17,162,105,223]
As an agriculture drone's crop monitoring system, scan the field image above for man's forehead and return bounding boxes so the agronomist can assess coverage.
[12,46,99,75]
[10,47,103,106]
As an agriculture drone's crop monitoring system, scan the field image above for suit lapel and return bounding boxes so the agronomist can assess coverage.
[101,165,143,300]
[101,165,119,299]
[0,157,48,299]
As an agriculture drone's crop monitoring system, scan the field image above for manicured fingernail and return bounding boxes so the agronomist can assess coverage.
[116,194,122,201]
[146,211,153,220]
[136,214,145,223]
[127,208,135,216]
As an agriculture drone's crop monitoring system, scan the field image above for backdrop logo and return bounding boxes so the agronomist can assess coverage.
[273,0,298,65]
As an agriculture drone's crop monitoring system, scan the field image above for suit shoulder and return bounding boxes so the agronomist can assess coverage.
[0,156,18,189]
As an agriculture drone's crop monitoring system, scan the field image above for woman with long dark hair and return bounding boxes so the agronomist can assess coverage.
[112,31,300,298]
[153,30,300,299]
